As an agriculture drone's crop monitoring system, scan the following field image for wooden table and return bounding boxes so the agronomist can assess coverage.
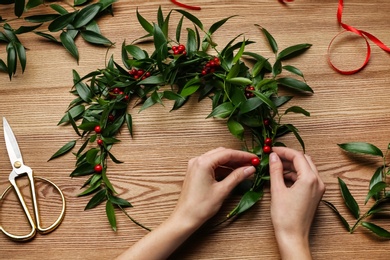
[1,0,390,259]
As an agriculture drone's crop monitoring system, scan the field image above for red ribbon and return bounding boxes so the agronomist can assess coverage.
[170,0,201,10]
[328,0,390,74]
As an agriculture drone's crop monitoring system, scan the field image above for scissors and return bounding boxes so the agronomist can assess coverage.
[0,117,66,241]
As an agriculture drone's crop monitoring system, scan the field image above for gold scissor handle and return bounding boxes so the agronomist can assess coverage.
[0,174,66,241]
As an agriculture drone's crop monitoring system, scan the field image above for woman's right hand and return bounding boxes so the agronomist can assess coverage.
[269,147,325,260]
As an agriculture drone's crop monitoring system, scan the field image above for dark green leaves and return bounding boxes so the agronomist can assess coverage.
[338,142,383,157]
[48,140,77,161]
[361,222,390,238]
[277,43,312,61]
[338,177,360,219]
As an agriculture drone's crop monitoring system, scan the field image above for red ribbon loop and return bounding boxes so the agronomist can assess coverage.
[328,0,390,74]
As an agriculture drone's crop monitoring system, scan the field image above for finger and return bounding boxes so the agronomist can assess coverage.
[218,166,256,196]
[203,148,256,170]
[269,152,287,193]
[304,154,319,175]
[272,147,313,176]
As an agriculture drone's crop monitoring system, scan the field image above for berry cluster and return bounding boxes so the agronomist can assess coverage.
[172,44,186,55]
[263,137,272,154]
[201,57,220,76]
[128,68,151,80]
[245,85,255,98]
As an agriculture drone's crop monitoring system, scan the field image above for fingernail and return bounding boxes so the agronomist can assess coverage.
[243,166,256,177]
[269,153,278,163]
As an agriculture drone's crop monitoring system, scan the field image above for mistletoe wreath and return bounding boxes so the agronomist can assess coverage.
[49,7,313,231]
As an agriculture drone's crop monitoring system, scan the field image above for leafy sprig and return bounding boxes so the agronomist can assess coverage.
[323,142,390,238]
[0,0,115,79]
[50,7,313,231]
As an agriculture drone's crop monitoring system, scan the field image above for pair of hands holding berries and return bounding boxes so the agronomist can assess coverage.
[116,146,325,260]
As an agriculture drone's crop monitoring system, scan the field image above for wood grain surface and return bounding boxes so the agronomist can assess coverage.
[1,0,390,259]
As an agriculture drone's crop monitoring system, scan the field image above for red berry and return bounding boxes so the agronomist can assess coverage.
[137,69,144,76]
[145,71,151,77]
[209,61,215,67]
[94,164,103,173]
[201,70,207,75]
[172,46,177,51]
[182,50,187,56]
[178,45,185,52]
[265,137,272,146]
[108,114,115,122]
[113,87,120,94]
[134,75,139,80]
[213,57,220,64]
[124,95,130,101]
[173,50,179,55]
[263,119,270,127]
[251,157,260,167]
[97,139,104,146]
[263,145,272,154]
[94,126,101,134]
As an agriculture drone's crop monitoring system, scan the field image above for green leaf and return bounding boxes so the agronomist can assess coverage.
[285,124,305,152]
[14,0,25,17]
[136,8,153,34]
[71,163,95,177]
[58,104,85,125]
[106,200,117,231]
[60,31,79,62]
[107,150,123,164]
[338,177,360,219]
[48,12,78,32]
[277,77,313,93]
[125,45,147,60]
[25,14,60,23]
[48,140,76,161]
[34,31,59,43]
[239,97,263,115]
[80,30,112,46]
[258,25,278,54]
[0,59,7,72]
[73,3,102,28]
[75,82,92,102]
[227,118,244,140]
[232,40,245,64]
[6,43,16,79]
[338,142,383,157]
[74,0,89,6]
[174,9,203,30]
[284,106,310,116]
[272,59,282,77]
[282,65,304,78]
[209,15,237,35]
[77,180,102,196]
[102,170,117,192]
[321,200,350,232]
[26,0,43,10]
[67,111,82,136]
[228,190,263,218]
[365,181,387,204]
[125,113,133,137]
[86,148,99,164]
[14,24,42,34]
[206,102,234,119]
[109,195,132,207]
[226,77,252,86]
[361,222,390,238]
[253,92,277,115]
[277,43,312,61]
[369,166,384,200]
[50,4,68,15]
[186,28,197,56]
[175,16,184,42]
[14,42,26,73]
[85,189,106,210]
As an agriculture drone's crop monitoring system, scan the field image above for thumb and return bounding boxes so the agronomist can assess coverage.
[219,166,256,197]
[269,152,286,193]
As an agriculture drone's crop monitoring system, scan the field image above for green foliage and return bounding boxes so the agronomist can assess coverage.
[50,8,313,231]
[323,142,390,238]
[0,0,116,79]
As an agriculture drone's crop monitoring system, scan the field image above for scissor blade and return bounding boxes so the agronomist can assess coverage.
[3,117,23,166]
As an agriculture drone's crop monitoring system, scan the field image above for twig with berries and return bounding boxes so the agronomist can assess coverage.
[50,7,313,231]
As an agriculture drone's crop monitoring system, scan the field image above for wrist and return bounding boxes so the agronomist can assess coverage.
[275,233,312,260]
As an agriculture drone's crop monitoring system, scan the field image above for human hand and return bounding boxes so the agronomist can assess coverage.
[172,147,256,229]
[269,147,325,259]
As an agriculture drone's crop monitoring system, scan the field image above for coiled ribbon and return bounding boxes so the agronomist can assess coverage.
[329,0,390,74]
